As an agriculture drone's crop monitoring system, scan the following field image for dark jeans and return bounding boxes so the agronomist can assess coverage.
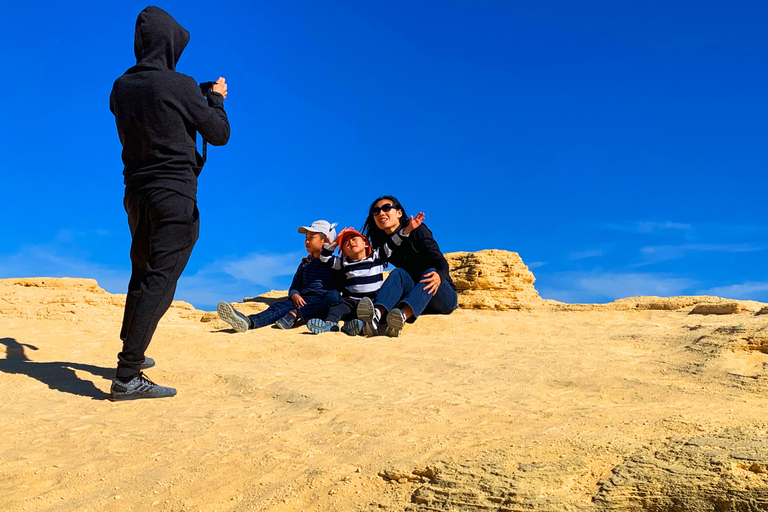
[248,290,342,328]
[117,188,199,380]
[324,297,359,323]
[374,268,458,320]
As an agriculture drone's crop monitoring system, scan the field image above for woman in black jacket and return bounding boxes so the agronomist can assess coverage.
[358,195,458,337]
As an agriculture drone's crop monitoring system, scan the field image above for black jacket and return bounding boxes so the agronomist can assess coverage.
[388,224,455,289]
[110,6,230,200]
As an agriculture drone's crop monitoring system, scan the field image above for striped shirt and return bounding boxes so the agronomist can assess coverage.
[288,256,341,298]
[320,229,405,299]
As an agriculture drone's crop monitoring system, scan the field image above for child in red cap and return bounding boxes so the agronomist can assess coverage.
[306,224,416,334]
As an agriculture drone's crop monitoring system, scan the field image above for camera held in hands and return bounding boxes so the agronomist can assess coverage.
[199,81,216,96]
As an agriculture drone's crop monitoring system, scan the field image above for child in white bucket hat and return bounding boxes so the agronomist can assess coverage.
[217,220,343,331]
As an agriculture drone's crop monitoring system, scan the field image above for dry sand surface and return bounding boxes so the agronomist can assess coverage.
[3,278,768,511]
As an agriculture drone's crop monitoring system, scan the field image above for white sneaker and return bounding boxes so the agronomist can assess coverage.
[217,302,250,332]
[385,308,406,338]
[356,297,379,337]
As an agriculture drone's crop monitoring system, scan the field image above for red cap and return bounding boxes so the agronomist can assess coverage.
[336,228,372,256]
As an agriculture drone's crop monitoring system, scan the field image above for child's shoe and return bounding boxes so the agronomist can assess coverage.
[217,301,251,332]
[385,308,406,338]
[341,319,364,336]
[307,319,338,334]
[356,298,381,337]
[275,311,297,329]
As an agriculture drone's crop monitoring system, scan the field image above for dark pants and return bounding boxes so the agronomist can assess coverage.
[325,297,359,323]
[117,188,199,380]
[374,267,458,320]
[248,290,342,328]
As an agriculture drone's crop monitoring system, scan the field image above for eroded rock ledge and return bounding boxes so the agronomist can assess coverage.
[2,249,765,316]
[401,430,768,511]
[445,249,542,310]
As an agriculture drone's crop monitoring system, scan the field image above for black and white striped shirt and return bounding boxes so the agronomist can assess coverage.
[320,229,405,299]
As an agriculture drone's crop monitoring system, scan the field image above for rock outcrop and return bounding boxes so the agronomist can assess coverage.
[406,432,768,511]
[2,249,765,318]
[0,277,201,323]
[593,432,768,510]
[550,296,766,313]
[690,301,762,315]
[444,249,542,310]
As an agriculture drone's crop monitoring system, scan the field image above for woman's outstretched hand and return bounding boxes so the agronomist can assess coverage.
[403,212,425,235]
[420,271,441,295]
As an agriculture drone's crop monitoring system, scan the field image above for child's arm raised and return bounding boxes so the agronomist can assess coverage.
[319,237,343,270]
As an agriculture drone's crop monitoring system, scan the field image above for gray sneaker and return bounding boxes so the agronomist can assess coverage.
[109,373,176,401]
[341,319,364,336]
[275,311,297,330]
[385,308,406,338]
[307,319,337,334]
[141,357,155,370]
[356,297,378,337]
[217,301,250,332]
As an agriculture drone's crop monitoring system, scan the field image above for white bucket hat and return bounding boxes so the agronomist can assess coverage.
[298,220,337,241]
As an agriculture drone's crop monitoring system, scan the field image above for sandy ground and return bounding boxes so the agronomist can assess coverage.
[2,289,768,511]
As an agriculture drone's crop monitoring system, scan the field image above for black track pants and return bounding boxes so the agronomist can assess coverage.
[117,188,199,380]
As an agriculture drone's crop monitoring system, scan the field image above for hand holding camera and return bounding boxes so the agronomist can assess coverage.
[199,77,228,99]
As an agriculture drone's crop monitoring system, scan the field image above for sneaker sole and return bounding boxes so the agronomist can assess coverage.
[357,298,376,337]
[217,302,249,332]
[307,319,333,334]
[109,392,176,402]
[275,318,295,330]
[341,319,364,336]
[385,309,405,338]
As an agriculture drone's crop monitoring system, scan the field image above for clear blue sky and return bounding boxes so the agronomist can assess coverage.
[1,1,766,309]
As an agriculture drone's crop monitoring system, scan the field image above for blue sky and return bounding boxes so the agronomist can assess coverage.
[1,1,766,309]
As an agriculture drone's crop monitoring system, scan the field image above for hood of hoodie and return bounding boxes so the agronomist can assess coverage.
[133,6,189,71]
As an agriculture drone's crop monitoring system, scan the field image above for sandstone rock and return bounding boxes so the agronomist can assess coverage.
[200,311,219,322]
[613,295,729,311]
[0,277,203,323]
[409,432,768,511]
[690,302,752,315]
[238,290,290,316]
[551,296,766,313]
[444,250,542,310]
[378,469,424,483]
[408,458,579,511]
[593,432,768,510]
[0,277,105,291]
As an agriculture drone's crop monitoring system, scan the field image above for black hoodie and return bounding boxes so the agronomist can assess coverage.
[110,6,230,200]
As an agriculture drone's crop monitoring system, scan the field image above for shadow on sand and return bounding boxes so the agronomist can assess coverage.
[242,295,288,306]
[0,337,113,400]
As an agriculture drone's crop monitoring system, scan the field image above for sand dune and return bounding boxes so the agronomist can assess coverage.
[2,264,768,511]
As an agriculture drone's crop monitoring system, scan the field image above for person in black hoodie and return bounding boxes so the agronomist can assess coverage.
[357,196,458,337]
[109,6,230,401]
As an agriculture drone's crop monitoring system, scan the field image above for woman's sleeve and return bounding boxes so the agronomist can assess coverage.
[414,225,451,283]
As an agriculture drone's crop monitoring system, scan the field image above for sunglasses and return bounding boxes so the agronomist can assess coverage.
[370,203,397,215]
